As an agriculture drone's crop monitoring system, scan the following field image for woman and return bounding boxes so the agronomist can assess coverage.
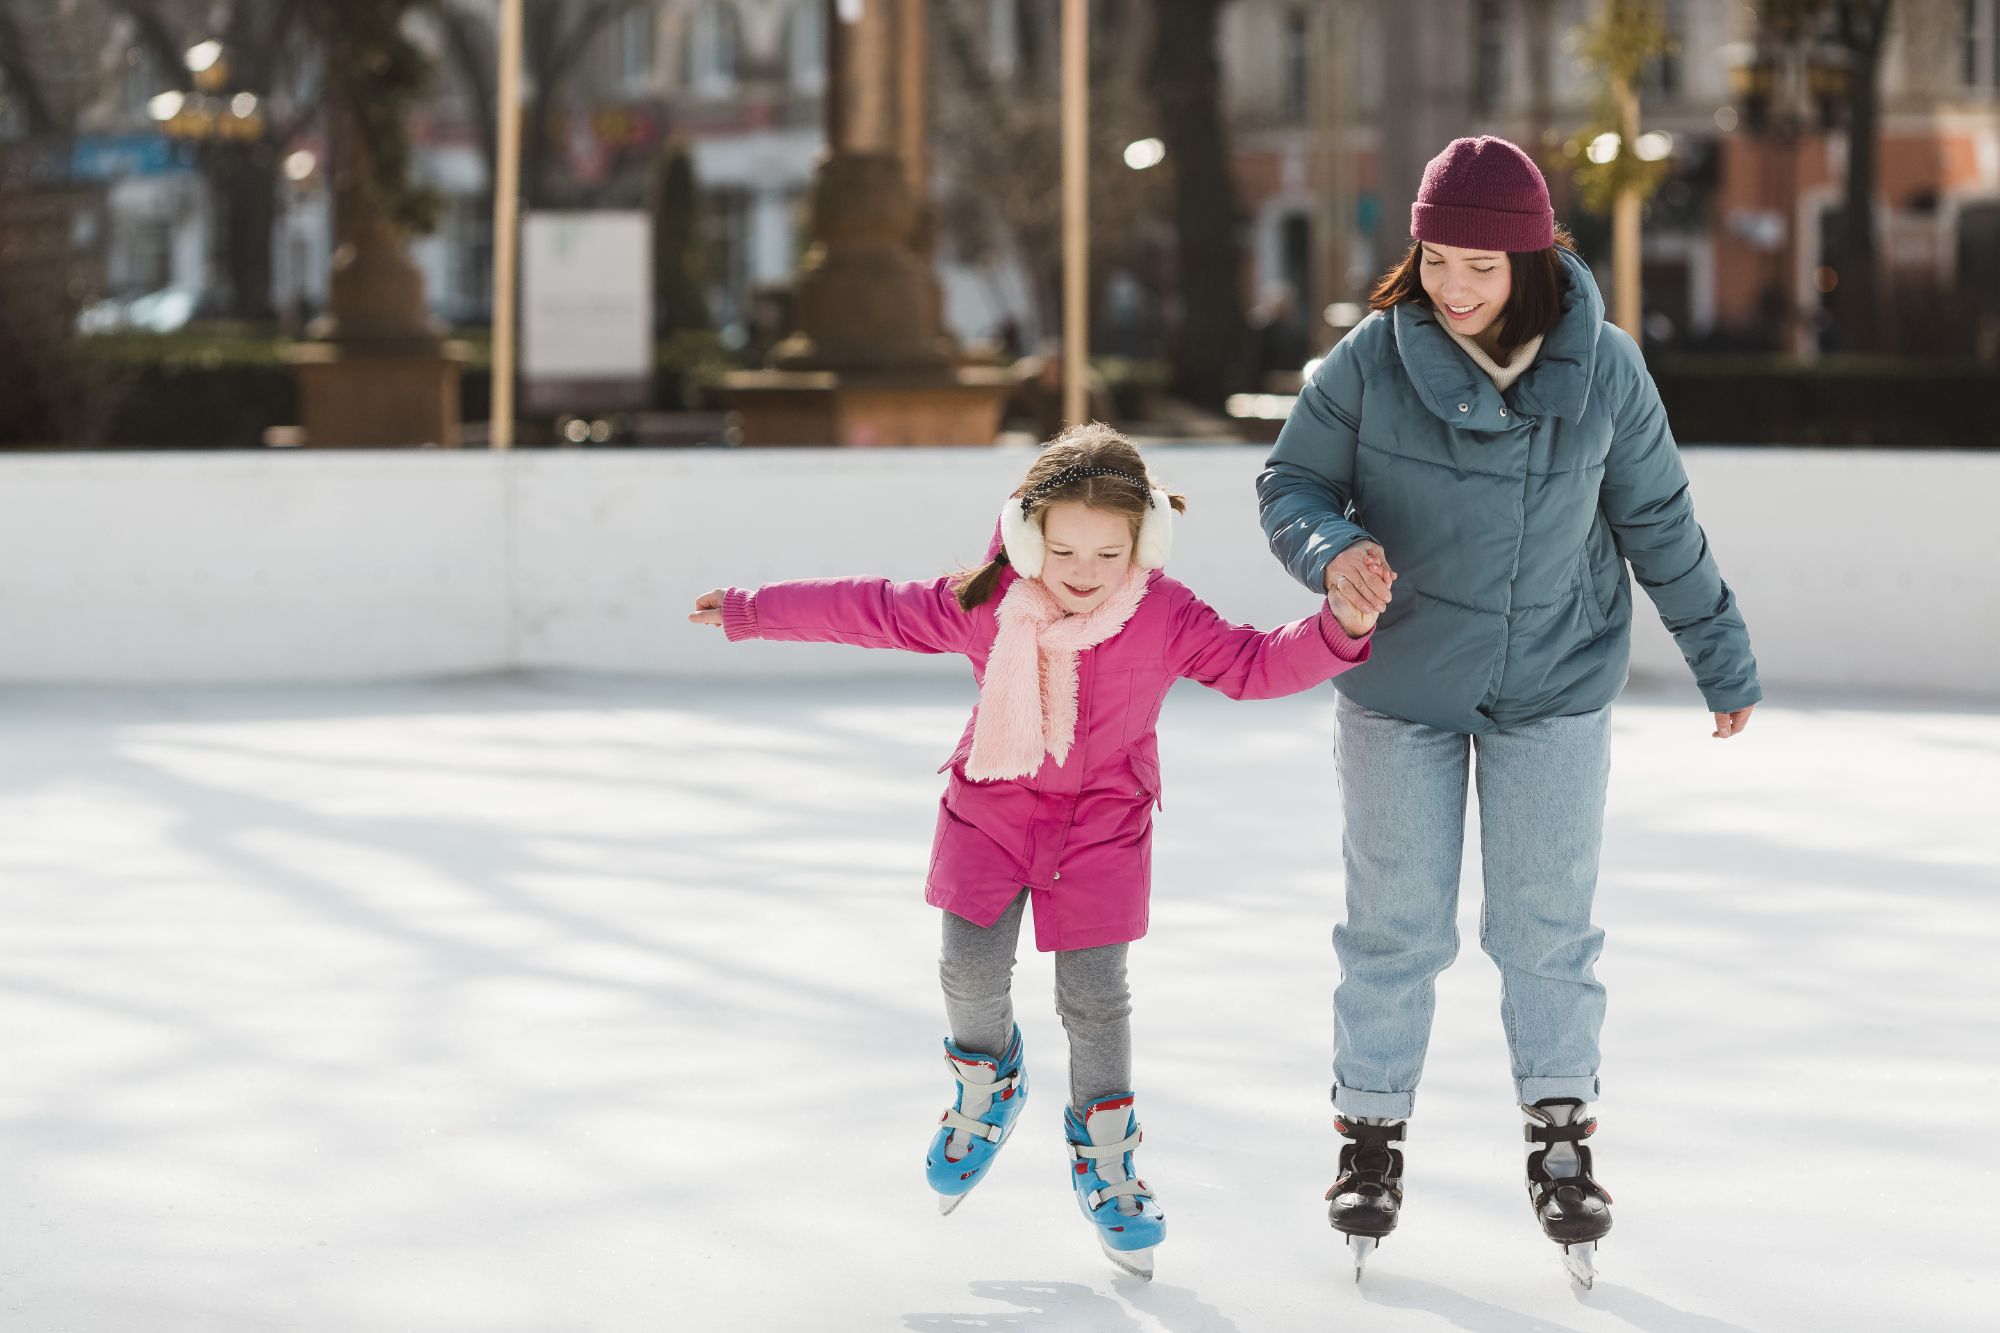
[1257,136,1760,1284]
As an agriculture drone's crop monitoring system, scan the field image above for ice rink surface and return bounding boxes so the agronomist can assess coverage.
[3,671,1995,1332]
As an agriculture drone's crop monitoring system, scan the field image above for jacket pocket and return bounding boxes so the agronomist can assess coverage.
[1128,750,1164,810]
[1571,549,1608,637]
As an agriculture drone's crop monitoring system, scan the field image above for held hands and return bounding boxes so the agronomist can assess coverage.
[1712,705,1755,740]
[689,588,727,628]
[1325,542,1396,639]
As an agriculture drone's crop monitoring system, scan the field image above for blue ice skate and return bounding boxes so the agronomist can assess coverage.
[925,1027,1027,1215]
[1063,1092,1166,1279]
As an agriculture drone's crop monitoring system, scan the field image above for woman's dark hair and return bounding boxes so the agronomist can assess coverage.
[952,422,1187,611]
[1367,225,1577,356]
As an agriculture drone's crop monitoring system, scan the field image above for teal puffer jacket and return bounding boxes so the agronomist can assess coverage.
[1258,248,1759,734]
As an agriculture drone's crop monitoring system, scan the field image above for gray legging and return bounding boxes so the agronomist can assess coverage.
[939,892,1131,1111]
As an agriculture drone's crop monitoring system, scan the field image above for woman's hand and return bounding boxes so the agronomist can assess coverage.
[688,588,727,628]
[1325,543,1395,613]
[1712,705,1755,739]
[1325,543,1395,638]
[1326,550,1391,638]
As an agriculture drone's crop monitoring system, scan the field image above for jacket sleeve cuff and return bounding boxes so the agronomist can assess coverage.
[1317,601,1373,662]
[1701,683,1762,713]
[721,588,759,641]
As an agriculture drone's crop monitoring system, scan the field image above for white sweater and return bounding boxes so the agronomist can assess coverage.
[1445,327,1544,391]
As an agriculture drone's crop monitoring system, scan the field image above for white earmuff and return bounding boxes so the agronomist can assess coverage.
[999,497,1045,578]
[1136,487,1174,569]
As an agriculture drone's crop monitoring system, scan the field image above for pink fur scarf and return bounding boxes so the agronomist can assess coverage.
[965,570,1151,781]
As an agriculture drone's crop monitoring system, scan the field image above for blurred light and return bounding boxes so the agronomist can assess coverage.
[1715,106,1740,132]
[147,91,186,121]
[588,418,612,444]
[1124,138,1166,171]
[1301,357,1323,381]
[1225,393,1297,421]
[836,0,863,21]
[562,418,590,444]
[185,40,223,74]
[1323,301,1364,329]
[231,92,259,119]
[1634,131,1674,162]
[284,150,317,182]
[1814,266,1839,294]
[1586,133,1621,165]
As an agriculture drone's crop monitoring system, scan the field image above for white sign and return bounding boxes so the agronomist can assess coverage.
[521,211,651,408]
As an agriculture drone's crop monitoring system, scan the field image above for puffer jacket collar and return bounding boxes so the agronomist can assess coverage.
[1390,246,1606,431]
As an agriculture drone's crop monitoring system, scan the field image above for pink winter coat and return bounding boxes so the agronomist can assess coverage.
[721,567,1369,951]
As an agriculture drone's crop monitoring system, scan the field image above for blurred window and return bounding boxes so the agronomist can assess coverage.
[786,1,826,94]
[686,2,740,97]
[618,7,658,92]
[1475,0,1506,114]
[705,185,751,328]
[1968,0,1999,91]
[1284,8,1310,123]
[1642,0,1685,100]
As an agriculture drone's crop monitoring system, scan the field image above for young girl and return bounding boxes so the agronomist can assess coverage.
[688,424,1382,1279]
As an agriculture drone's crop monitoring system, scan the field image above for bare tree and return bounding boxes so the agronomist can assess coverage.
[427,0,646,213]
[932,0,1171,352]
[101,0,323,319]
[0,0,63,133]
[1149,0,1244,409]
[1826,0,1893,352]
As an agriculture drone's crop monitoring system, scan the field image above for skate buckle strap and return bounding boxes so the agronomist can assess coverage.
[1084,1177,1148,1210]
[947,1064,1022,1096]
[1335,1118,1406,1146]
[1524,1116,1596,1144]
[1067,1128,1142,1164]
[940,1108,1007,1142]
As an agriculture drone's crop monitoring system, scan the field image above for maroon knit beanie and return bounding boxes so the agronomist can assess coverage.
[1410,136,1555,253]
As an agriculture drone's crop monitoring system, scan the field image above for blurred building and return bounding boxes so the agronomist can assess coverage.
[409,0,832,335]
[1228,0,2000,356]
[13,0,1998,359]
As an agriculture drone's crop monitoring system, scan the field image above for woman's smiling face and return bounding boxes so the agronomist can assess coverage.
[1419,241,1512,340]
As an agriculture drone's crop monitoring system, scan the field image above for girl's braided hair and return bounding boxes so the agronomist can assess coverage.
[952,422,1187,611]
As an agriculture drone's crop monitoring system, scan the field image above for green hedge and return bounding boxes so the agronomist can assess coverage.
[6,326,740,449]
[1652,357,2000,449]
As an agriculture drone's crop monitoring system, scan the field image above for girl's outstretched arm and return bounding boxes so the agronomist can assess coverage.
[1169,592,1371,700]
[689,576,974,656]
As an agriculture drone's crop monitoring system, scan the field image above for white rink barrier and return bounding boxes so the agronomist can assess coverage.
[1,446,1995,700]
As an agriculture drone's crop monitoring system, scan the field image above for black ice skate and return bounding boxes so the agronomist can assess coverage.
[1522,1098,1614,1288]
[1325,1115,1405,1279]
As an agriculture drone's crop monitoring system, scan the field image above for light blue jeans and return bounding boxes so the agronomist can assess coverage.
[1330,692,1612,1118]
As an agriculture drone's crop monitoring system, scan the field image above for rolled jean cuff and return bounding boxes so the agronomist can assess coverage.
[1518,1074,1600,1106]
[1332,1084,1416,1119]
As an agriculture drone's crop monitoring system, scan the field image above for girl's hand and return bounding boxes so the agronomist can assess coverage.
[688,588,727,628]
[1325,542,1396,616]
[1328,586,1378,639]
[1712,705,1755,739]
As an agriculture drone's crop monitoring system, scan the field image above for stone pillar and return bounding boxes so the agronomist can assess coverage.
[286,99,465,447]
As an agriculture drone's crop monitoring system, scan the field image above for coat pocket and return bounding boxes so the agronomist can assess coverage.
[1128,750,1164,811]
[1570,548,1608,637]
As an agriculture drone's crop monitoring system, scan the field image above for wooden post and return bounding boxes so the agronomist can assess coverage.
[1312,0,1356,344]
[490,0,524,449]
[897,0,926,200]
[1061,0,1088,427]
[1612,74,1642,340]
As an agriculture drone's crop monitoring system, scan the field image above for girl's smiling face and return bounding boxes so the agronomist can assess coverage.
[1419,241,1512,340]
[1037,501,1137,614]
